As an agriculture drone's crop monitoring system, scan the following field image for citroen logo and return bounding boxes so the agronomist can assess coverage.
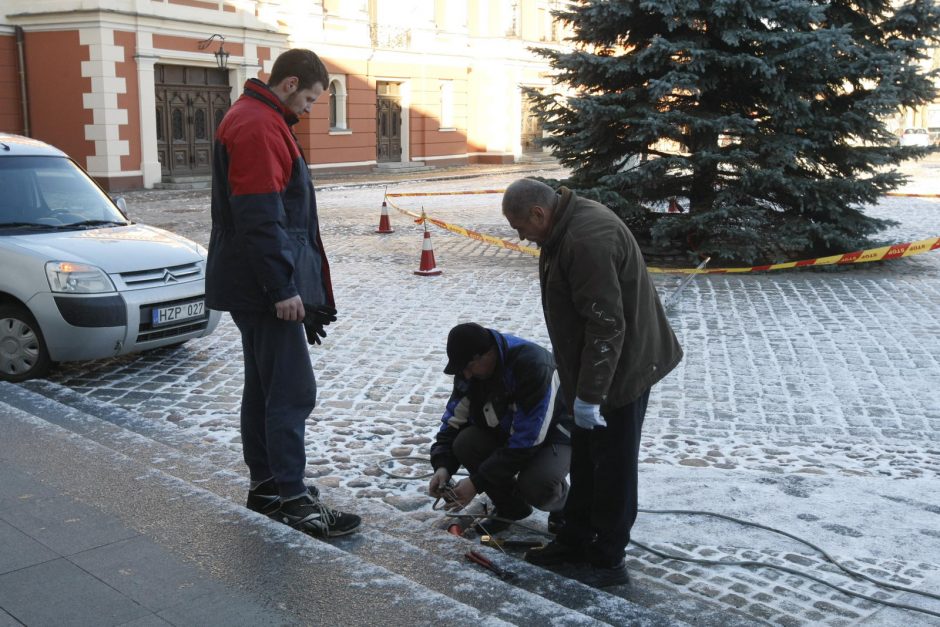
[162,269,178,284]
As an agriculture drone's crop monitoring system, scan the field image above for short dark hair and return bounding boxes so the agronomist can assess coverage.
[268,49,329,91]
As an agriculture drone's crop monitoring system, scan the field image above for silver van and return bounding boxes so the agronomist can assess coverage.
[0,134,220,381]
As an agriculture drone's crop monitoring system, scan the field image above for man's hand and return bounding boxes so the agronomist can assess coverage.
[573,397,606,430]
[428,468,451,498]
[304,305,337,326]
[444,478,477,511]
[302,305,338,345]
[274,295,305,321]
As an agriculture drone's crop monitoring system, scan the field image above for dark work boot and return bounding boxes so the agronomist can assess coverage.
[577,561,631,588]
[547,509,565,534]
[524,540,587,567]
[472,503,533,535]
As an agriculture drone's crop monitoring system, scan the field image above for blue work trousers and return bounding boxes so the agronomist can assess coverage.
[231,311,316,498]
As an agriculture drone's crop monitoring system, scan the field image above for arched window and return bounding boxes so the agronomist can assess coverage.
[328,75,348,131]
[329,82,337,128]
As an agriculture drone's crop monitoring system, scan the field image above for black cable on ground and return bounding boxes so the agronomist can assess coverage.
[638,508,940,603]
[377,457,940,618]
[630,539,940,619]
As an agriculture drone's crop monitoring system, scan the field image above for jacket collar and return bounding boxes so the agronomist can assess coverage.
[542,186,574,253]
[243,78,299,126]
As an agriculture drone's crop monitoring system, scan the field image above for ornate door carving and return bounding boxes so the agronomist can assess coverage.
[155,65,231,179]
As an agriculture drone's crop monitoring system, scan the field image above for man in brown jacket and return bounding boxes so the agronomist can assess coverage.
[502,178,683,588]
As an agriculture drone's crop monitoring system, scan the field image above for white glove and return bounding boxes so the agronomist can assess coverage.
[573,397,606,429]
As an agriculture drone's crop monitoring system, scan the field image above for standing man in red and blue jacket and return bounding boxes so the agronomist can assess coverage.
[206,49,360,537]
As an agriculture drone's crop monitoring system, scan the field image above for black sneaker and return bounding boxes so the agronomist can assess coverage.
[472,517,512,535]
[472,503,533,535]
[524,540,586,567]
[547,509,565,535]
[246,480,319,517]
[577,561,630,588]
[277,493,361,537]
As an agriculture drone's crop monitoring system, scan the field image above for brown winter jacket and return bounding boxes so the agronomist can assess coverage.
[539,187,683,410]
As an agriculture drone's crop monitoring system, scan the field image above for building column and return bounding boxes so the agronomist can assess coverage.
[135,50,161,188]
[80,26,130,181]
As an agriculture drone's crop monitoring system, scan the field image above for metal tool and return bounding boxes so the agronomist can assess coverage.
[664,256,711,312]
[465,550,517,580]
[479,535,543,550]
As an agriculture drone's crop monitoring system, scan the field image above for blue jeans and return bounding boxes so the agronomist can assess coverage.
[231,311,316,498]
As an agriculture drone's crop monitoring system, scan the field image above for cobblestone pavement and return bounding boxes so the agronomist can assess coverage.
[39,163,940,625]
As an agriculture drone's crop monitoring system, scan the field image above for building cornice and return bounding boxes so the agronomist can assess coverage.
[5,8,283,44]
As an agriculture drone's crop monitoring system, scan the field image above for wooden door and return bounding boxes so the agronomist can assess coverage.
[155,65,231,179]
[376,82,402,163]
[522,93,544,153]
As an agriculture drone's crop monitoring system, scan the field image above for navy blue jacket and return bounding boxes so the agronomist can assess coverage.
[430,329,572,495]
[206,79,333,312]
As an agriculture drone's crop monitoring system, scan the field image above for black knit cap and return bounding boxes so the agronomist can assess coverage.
[443,323,494,375]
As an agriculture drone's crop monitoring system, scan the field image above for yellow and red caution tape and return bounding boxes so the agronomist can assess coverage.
[886,192,940,198]
[384,191,940,274]
[648,237,940,274]
[385,193,540,257]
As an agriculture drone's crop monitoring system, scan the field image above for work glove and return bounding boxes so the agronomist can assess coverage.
[302,304,337,345]
[573,397,606,430]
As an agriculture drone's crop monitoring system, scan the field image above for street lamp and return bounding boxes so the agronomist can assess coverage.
[197,34,230,70]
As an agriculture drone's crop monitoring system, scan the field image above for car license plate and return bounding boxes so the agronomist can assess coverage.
[151,301,205,327]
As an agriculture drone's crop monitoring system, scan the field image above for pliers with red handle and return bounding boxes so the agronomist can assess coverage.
[465,550,517,580]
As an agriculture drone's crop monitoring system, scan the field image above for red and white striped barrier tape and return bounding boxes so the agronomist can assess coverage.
[384,191,940,273]
[886,192,940,198]
[385,194,540,257]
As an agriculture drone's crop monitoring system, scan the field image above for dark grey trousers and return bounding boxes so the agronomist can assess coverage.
[559,388,650,568]
[452,425,570,515]
[231,311,316,499]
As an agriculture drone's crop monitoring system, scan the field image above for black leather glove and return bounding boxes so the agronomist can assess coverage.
[302,305,337,345]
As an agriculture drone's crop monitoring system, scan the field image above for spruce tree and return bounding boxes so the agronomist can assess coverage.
[530,0,940,264]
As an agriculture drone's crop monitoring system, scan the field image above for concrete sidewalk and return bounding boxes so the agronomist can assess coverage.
[0,459,291,627]
[0,397,548,627]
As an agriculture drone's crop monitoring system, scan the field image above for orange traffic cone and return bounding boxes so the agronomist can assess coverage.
[414,221,442,276]
[375,199,394,233]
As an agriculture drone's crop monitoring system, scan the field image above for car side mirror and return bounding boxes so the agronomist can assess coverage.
[114,197,127,214]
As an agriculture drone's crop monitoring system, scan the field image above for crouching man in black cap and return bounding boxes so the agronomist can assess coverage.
[428,322,573,534]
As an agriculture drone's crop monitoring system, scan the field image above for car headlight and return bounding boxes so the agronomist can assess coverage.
[45,261,116,293]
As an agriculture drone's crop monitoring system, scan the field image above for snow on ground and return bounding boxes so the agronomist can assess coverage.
[43,164,940,625]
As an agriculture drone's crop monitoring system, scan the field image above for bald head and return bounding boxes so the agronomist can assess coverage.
[502,178,558,219]
[501,178,559,245]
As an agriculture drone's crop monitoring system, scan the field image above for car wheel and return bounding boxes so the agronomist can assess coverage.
[0,304,52,382]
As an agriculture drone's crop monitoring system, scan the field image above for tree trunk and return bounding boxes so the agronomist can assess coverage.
[688,125,719,214]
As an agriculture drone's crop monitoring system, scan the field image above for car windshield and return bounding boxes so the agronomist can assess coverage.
[0,156,128,230]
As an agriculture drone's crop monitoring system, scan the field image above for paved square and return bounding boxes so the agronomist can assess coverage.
[34,166,940,625]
